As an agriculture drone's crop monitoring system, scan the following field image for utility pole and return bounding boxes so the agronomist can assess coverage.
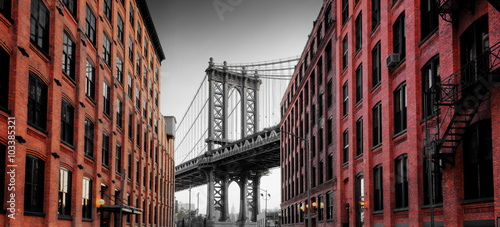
[188,185,192,227]
[260,189,271,227]
[197,193,200,214]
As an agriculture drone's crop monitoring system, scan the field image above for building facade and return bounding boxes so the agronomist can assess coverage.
[0,0,175,226]
[280,0,500,226]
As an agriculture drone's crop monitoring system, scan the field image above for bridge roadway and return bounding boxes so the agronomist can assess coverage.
[175,125,280,192]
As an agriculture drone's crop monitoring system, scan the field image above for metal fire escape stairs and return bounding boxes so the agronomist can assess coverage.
[424,40,500,169]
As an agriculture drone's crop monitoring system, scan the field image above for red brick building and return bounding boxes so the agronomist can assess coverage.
[280,0,500,226]
[0,0,175,226]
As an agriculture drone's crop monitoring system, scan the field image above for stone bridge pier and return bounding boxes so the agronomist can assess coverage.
[204,167,266,227]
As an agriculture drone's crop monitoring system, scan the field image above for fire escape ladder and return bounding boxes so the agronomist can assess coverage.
[425,40,500,168]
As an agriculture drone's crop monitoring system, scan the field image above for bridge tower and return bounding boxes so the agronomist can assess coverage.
[204,58,263,226]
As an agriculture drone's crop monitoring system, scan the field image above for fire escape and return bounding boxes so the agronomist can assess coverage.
[424,0,500,168]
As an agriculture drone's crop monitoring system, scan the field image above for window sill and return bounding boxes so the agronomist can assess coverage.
[371,82,381,93]
[419,28,439,47]
[84,154,95,161]
[372,210,383,215]
[355,153,363,160]
[24,211,46,217]
[342,162,348,167]
[371,143,382,151]
[28,122,48,135]
[389,57,406,72]
[392,129,407,139]
[0,105,11,114]
[461,197,494,205]
[61,140,75,150]
[63,73,77,86]
[393,207,408,212]
[58,214,72,220]
[421,203,443,208]
[30,42,50,60]
[371,24,380,36]
[82,218,93,222]
[103,164,110,169]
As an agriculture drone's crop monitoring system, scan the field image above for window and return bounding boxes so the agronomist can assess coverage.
[85,60,95,100]
[82,177,92,219]
[126,194,131,223]
[85,4,96,45]
[128,74,133,97]
[343,129,349,164]
[143,166,146,187]
[342,35,348,70]
[327,79,332,108]
[144,39,148,56]
[342,81,348,116]
[395,154,408,208]
[0,0,11,18]
[356,118,363,156]
[103,33,111,66]
[423,154,443,205]
[394,82,407,134]
[372,0,380,31]
[62,31,76,80]
[129,3,134,27]
[116,55,123,83]
[318,93,323,118]
[136,122,141,147]
[129,36,134,62]
[116,14,124,43]
[136,160,140,183]
[30,0,50,53]
[355,173,364,227]
[327,117,333,145]
[61,98,74,145]
[422,56,440,117]
[0,145,5,205]
[356,64,362,103]
[103,82,111,116]
[128,113,133,139]
[0,47,9,110]
[25,155,44,213]
[463,120,493,200]
[84,118,94,157]
[372,42,381,87]
[116,98,123,129]
[102,133,109,166]
[326,41,332,72]
[137,22,142,44]
[28,72,48,130]
[136,52,141,75]
[319,160,324,184]
[103,0,112,22]
[116,144,122,173]
[328,154,333,180]
[318,195,324,221]
[393,12,406,60]
[372,102,382,147]
[128,153,132,179]
[355,13,362,52]
[342,0,348,26]
[421,0,438,40]
[373,165,383,211]
[58,167,71,216]
[326,191,333,220]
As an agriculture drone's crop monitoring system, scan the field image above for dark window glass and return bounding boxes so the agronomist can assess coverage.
[117,98,123,128]
[318,195,324,221]
[343,81,348,116]
[82,177,92,219]
[58,167,71,216]
[102,133,109,166]
[372,102,382,147]
[61,98,74,145]
[327,79,332,108]
[463,120,493,200]
[373,165,383,211]
[85,4,96,45]
[326,41,332,72]
[328,154,333,180]
[116,144,122,173]
[342,0,349,26]
[62,0,76,17]
[28,72,47,130]
[394,82,407,134]
[318,93,323,118]
[317,57,323,85]
[116,55,123,83]
[421,0,438,40]
[85,60,95,100]
[84,118,94,157]
[0,47,9,110]
[356,64,363,103]
[327,118,333,145]
[372,42,381,87]
[62,31,76,80]
[30,0,50,53]
[355,12,362,52]
[144,39,148,57]
[326,191,333,220]
[342,35,348,70]
[0,0,11,18]
[343,129,349,164]
[129,3,134,27]
[136,122,141,148]
[395,154,408,208]
[422,56,440,117]
[393,12,406,60]
[356,118,363,156]
[104,0,112,22]
[143,166,146,187]
[136,160,140,184]
[103,82,111,116]
[372,0,380,31]
[128,153,132,179]
[25,155,45,213]
[103,33,111,66]
[137,23,142,44]
[128,74,133,97]
[128,113,133,139]
[129,36,134,62]
[136,52,141,75]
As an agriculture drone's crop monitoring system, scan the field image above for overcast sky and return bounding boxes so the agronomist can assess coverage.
[148,0,323,215]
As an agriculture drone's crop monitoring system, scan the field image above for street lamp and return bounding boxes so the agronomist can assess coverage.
[260,188,271,227]
[279,130,310,227]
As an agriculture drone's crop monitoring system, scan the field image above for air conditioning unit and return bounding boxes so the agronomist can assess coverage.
[386,53,400,68]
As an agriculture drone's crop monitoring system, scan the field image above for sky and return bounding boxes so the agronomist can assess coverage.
[148,0,323,215]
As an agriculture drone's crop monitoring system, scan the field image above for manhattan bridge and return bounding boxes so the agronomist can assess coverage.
[174,56,298,226]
